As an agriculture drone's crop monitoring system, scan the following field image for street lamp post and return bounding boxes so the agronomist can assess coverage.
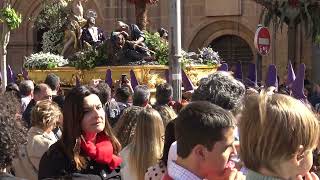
[169,0,182,102]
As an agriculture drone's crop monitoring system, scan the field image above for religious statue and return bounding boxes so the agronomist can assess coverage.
[81,16,106,49]
[106,31,153,65]
[71,0,87,27]
[60,0,88,58]
[158,28,168,40]
[61,19,80,58]
[115,21,151,57]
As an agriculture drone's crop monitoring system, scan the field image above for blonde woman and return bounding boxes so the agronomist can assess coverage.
[13,100,62,180]
[120,108,164,180]
[240,92,320,180]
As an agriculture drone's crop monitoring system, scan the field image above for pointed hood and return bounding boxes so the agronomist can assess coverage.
[292,64,307,101]
[105,69,113,88]
[286,61,296,87]
[130,70,139,90]
[245,63,257,88]
[181,69,195,91]
[217,63,228,71]
[7,65,14,83]
[21,68,29,80]
[265,64,278,90]
[234,63,243,81]
[75,75,81,87]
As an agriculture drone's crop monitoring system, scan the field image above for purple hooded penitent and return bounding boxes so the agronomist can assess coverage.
[245,63,257,87]
[292,64,307,101]
[21,68,29,80]
[235,63,243,81]
[105,69,113,88]
[7,65,14,83]
[130,70,139,90]
[286,61,296,87]
[76,75,81,87]
[265,64,278,90]
[217,63,228,71]
[181,69,195,91]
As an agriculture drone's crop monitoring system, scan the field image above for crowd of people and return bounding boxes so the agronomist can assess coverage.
[0,69,320,180]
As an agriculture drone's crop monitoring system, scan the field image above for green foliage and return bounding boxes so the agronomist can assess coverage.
[42,30,64,54]
[35,0,70,53]
[35,0,69,30]
[0,7,22,30]
[144,31,169,65]
[259,0,320,41]
[70,49,101,70]
[95,42,108,66]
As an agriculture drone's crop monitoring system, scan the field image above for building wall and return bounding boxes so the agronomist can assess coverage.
[6,0,314,83]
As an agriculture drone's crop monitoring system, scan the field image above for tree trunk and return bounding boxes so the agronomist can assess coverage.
[288,20,297,69]
[135,1,147,30]
[0,24,10,93]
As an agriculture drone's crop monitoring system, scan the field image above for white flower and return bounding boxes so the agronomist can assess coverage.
[24,52,69,70]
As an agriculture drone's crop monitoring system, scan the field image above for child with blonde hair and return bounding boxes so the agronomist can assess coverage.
[240,92,320,180]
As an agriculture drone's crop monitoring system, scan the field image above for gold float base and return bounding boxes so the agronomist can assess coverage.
[28,65,217,89]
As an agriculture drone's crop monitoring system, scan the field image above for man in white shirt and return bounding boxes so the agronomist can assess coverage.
[19,80,34,113]
[167,101,244,180]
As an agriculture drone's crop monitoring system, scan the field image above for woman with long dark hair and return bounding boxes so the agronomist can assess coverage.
[38,86,122,179]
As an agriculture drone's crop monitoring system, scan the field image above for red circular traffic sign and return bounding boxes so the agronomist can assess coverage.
[254,26,271,56]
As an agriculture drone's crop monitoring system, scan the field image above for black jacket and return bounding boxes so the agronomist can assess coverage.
[38,141,121,180]
[81,27,105,48]
[22,99,36,128]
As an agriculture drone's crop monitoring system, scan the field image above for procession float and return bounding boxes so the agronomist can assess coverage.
[22,0,220,89]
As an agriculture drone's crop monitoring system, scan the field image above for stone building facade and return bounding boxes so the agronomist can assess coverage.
[3,0,320,83]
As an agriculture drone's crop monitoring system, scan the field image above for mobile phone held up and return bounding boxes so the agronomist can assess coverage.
[121,74,127,85]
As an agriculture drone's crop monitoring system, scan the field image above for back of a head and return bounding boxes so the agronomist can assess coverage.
[153,105,177,127]
[114,106,144,147]
[175,101,235,158]
[45,73,60,91]
[129,108,164,180]
[156,83,173,105]
[240,92,320,173]
[34,83,50,96]
[6,82,19,93]
[192,71,245,115]
[96,82,111,104]
[88,83,111,105]
[5,83,21,100]
[132,108,164,149]
[133,85,150,107]
[0,93,26,170]
[33,83,52,101]
[115,86,131,103]
[19,80,34,96]
[31,100,62,131]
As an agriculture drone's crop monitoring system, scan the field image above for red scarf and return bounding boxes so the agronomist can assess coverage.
[80,132,122,170]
